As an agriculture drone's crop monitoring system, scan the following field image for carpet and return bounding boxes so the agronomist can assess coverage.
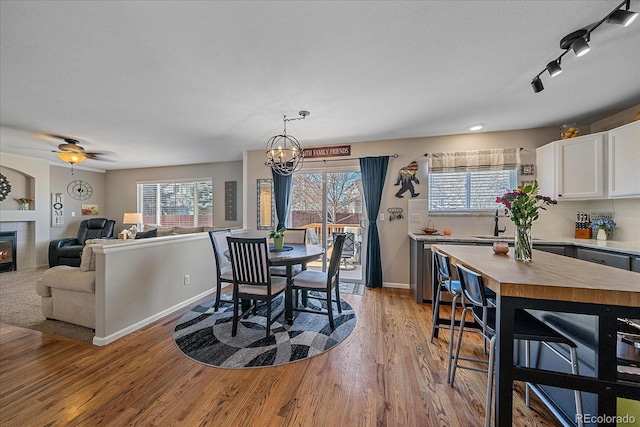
[0,267,95,343]
[173,292,356,369]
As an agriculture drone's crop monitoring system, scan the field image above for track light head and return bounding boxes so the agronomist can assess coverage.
[608,8,639,26]
[546,60,563,77]
[531,77,544,93]
[572,37,591,57]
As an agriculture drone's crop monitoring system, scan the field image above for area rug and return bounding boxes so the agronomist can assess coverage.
[173,292,356,369]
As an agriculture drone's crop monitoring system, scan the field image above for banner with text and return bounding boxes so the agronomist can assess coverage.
[303,145,351,159]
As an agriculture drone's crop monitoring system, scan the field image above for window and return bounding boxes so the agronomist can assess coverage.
[137,179,213,226]
[428,170,516,212]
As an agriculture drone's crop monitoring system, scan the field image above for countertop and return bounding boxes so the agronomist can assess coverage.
[408,233,640,256]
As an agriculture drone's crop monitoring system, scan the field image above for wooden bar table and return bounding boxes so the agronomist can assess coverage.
[431,244,640,427]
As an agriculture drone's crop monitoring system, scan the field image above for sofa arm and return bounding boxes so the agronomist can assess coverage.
[49,238,80,267]
[40,265,96,294]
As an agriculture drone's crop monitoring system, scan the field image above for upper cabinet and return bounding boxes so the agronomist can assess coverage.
[608,121,640,198]
[536,121,640,201]
[555,132,606,200]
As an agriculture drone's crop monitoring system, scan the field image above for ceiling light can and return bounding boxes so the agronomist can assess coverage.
[531,77,544,93]
[468,124,484,131]
[546,60,562,77]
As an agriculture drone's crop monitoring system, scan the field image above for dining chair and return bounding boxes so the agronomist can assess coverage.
[450,264,583,427]
[289,233,346,329]
[226,236,287,338]
[340,232,355,270]
[271,228,307,278]
[208,230,234,311]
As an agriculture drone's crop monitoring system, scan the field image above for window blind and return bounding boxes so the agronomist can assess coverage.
[137,179,213,226]
[427,148,520,173]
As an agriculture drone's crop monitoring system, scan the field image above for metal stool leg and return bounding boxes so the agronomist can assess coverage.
[485,335,497,427]
[430,284,443,343]
[446,293,459,384]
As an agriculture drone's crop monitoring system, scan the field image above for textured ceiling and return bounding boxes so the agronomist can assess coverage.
[1,1,639,171]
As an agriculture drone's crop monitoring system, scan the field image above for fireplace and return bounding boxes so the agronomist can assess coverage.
[0,231,17,272]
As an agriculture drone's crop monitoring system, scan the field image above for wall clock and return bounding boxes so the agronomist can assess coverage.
[67,180,93,200]
[0,173,11,201]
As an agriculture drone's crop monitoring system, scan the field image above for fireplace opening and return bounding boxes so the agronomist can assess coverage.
[0,231,17,272]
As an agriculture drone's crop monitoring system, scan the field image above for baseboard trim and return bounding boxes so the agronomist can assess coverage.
[383,282,409,289]
[92,289,215,346]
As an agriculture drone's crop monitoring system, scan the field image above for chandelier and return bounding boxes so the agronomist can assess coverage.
[265,110,309,176]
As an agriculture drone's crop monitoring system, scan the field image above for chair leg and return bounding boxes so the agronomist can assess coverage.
[446,293,459,384]
[335,285,342,314]
[327,292,335,330]
[232,295,239,337]
[525,340,531,407]
[265,299,271,338]
[214,279,221,312]
[449,306,468,386]
[569,347,584,427]
[430,284,443,343]
[485,335,497,427]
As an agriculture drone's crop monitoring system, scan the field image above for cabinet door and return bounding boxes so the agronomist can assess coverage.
[536,142,556,198]
[608,121,640,198]
[555,133,606,200]
[576,248,630,270]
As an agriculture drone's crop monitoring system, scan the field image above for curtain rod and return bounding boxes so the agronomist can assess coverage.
[304,153,399,164]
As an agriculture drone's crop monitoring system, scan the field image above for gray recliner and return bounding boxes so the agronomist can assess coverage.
[48,218,115,267]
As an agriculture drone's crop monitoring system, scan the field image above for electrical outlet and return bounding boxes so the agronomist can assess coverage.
[379,213,384,221]
[183,275,190,285]
[411,213,420,222]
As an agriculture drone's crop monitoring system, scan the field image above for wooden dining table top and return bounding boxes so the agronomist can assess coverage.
[431,244,640,307]
[267,243,324,265]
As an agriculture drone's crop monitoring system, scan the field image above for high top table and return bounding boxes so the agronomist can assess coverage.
[431,244,640,427]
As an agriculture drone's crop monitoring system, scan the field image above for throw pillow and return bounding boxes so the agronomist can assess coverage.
[135,229,157,239]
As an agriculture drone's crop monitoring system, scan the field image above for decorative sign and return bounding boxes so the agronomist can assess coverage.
[225,181,237,221]
[51,193,64,228]
[302,145,351,159]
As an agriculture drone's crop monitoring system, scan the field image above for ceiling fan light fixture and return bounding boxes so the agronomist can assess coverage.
[57,151,87,164]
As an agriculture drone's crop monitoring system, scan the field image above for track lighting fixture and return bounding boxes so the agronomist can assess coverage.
[530,0,638,93]
[546,60,562,77]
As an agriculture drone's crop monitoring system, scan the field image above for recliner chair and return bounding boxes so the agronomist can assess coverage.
[48,218,116,267]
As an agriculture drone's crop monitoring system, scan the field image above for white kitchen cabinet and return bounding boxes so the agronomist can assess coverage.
[555,132,606,200]
[536,132,606,200]
[608,120,640,198]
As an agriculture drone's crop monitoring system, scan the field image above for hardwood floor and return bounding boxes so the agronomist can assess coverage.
[0,288,560,426]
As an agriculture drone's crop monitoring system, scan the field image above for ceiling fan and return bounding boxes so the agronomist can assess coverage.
[44,134,113,174]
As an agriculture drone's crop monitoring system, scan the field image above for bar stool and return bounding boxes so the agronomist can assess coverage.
[450,264,584,427]
[429,251,464,384]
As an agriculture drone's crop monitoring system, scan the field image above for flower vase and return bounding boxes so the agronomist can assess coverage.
[20,203,28,211]
[514,225,533,262]
[596,228,607,241]
[273,236,285,250]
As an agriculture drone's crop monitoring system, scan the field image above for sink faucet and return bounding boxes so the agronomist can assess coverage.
[494,209,506,237]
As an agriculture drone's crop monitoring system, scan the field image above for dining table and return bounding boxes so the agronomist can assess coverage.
[431,244,640,427]
[267,243,325,324]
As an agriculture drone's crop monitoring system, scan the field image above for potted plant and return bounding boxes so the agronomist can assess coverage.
[269,228,286,250]
[591,218,616,241]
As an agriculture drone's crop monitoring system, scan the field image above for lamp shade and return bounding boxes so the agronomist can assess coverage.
[123,213,143,224]
[57,151,86,164]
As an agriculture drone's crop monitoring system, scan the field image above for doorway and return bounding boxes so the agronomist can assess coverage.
[290,167,365,282]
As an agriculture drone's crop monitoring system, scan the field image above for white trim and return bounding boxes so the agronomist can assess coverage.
[383,281,409,289]
[93,288,215,346]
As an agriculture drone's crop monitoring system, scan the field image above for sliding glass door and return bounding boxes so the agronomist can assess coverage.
[290,167,365,282]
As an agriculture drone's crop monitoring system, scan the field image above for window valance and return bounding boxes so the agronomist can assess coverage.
[427,148,520,173]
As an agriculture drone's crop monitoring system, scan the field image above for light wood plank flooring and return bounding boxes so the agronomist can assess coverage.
[0,288,560,426]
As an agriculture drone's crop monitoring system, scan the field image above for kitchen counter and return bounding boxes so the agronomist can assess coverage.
[409,233,640,256]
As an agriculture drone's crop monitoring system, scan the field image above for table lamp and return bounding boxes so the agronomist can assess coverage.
[122,212,143,239]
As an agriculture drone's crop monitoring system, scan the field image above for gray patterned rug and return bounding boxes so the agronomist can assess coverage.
[173,292,356,369]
